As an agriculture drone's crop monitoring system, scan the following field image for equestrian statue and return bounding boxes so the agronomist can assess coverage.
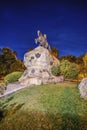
[35,30,51,51]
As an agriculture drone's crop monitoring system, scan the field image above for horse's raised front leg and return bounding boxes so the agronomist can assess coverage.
[35,38,38,44]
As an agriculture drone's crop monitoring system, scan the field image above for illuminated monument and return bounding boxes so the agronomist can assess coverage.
[19,30,63,86]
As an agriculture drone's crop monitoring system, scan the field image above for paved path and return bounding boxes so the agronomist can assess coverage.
[0,82,27,98]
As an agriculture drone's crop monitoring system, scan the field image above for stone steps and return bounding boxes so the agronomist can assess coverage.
[0,82,27,99]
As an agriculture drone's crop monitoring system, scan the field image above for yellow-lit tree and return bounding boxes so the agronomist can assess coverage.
[83,53,87,66]
[51,47,59,58]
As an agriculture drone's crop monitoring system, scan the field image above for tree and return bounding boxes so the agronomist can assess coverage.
[0,63,7,75]
[28,48,33,52]
[0,47,17,74]
[10,59,26,73]
[51,47,59,58]
[13,51,18,57]
[60,55,76,63]
[0,47,16,65]
[60,54,84,65]
[76,55,83,65]
[83,53,87,66]
[0,47,25,76]
[78,53,87,78]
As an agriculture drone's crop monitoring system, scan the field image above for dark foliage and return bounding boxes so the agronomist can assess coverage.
[0,47,25,76]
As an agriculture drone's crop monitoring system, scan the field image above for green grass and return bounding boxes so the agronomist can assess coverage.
[4,71,23,85]
[0,82,87,130]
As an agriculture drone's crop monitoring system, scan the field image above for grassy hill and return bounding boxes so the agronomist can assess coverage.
[0,82,87,130]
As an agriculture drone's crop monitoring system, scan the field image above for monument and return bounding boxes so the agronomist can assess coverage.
[35,30,51,51]
[19,30,63,86]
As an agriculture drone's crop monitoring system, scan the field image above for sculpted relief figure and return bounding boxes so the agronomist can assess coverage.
[35,30,51,51]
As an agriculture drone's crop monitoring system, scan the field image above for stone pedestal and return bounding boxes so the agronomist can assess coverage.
[19,46,63,87]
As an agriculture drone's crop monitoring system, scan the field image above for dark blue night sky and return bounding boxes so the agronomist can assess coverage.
[0,0,87,59]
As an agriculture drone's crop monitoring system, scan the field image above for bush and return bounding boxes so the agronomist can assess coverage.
[4,71,23,85]
[0,82,6,95]
[51,66,61,76]
[60,60,79,80]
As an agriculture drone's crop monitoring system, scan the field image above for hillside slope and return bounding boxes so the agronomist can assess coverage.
[0,82,87,130]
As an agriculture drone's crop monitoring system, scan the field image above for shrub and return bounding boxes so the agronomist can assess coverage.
[0,82,6,95]
[60,60,79,80]
[4,71,23,85]
[51,66,61,76]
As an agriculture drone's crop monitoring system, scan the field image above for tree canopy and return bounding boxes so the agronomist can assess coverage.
[51,47,59,58]
[0,47,25,76]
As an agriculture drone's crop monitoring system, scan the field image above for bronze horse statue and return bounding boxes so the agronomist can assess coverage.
[35,30,51,51]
